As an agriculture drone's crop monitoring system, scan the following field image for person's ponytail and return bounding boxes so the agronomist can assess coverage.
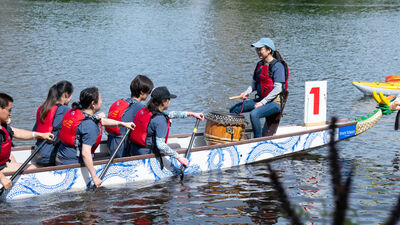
[273,50,284,61]
[39,81,73,122]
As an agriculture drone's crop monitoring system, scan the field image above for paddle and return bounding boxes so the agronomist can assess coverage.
[0,140,47,195]
[180,118,200,180]
[92,129,131,190]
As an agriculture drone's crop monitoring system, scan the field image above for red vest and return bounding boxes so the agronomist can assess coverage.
[254,59,289,98]
[105,99,130,135]
[129,108,170,146]
[35,105,58,133]
[0,126,12,165]
[59,109,103,153]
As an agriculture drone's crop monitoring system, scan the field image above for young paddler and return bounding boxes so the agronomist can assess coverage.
[33,81,73,166]
[0,93,54,180]
[129,86,204,167]
[56,87,135,187]
[106,75,153,158]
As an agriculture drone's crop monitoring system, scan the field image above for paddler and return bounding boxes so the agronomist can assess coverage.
[129,86,204,168]
[106,75,154,158]
[56,87,135,187]
[0,93,54,175]
[32,80,74,166]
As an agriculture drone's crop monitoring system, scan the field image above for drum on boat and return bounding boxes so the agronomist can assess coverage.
[204,112,248,145]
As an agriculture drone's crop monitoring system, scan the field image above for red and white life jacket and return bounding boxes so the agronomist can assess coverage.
[0,125,12,165]
[253,59,289,98]
[105,99,131,136]
[129,108,170,146]
[35,105,58,133]
[59,109,103,154]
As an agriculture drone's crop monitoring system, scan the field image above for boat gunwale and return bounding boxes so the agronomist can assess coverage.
[4,119,355,176]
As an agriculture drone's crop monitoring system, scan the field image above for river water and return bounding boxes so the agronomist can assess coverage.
[1,0,400,224]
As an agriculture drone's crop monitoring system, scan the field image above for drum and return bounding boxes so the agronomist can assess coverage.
[204,112,248,145]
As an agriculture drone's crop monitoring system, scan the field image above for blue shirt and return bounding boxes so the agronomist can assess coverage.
[56,118,101,165]
[33,105,71,166]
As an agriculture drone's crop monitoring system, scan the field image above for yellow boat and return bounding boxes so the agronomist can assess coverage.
[352,81,400,96]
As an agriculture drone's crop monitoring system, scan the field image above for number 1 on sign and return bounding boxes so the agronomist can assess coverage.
[310,87,320,115]
[304,81,327,126]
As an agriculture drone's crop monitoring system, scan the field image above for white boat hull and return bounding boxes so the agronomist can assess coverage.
[0,111,381,200]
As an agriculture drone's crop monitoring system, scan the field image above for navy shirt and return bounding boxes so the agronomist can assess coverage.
[107,98,144,157]
[33,105,71,166]
[56,118,101,165]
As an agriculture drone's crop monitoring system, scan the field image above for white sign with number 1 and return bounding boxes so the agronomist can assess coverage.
[304,81,327,126]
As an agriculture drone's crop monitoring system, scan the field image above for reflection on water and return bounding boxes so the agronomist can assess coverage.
[1,0,400,224]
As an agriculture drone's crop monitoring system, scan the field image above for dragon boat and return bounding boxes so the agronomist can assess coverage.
[0,109,382,200]
[352,81,400,96]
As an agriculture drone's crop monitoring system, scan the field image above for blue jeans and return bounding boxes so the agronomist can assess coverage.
[230,98,281,138]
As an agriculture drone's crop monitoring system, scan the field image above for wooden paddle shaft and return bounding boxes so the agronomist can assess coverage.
[229,96,242,100]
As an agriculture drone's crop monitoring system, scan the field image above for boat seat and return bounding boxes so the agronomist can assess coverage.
[168,143,181,149]
[262,90,289,136]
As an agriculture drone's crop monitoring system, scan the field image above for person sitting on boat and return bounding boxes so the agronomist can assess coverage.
[0,93,54,174]
[56,87,135,187]
[129,86,204,168]
[230,37,288,138]
[32,80,74,166]
[106,75,153,158]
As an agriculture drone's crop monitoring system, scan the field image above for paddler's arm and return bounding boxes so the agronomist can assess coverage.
[166,111,204,121]
[11,127,54,141]
[100,117,135,130]
[155,137,188,167]
[81,144,102,187]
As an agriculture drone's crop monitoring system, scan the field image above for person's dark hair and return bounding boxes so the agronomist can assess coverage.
[0,93,13,109]
[264,46,284,61]
[146,97,168,113]
[72,87,99,110]
[39,80,73,122]
[273,50,284,61]
[130,75,154,98]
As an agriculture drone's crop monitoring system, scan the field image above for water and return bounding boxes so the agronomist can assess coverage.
[1,0,400,224]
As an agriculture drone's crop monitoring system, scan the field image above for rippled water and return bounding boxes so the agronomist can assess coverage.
[1,0,400,224]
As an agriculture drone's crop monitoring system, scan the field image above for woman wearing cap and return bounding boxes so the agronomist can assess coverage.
[129,86,204,167]
[230,37,288,138]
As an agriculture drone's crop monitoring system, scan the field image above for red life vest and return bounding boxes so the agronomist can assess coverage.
[59,109,103,154]
[129,108,170,146]
[35,105,58,133]
[105,99,130,136]
[254,59,289,98]
[0,126,12,165]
